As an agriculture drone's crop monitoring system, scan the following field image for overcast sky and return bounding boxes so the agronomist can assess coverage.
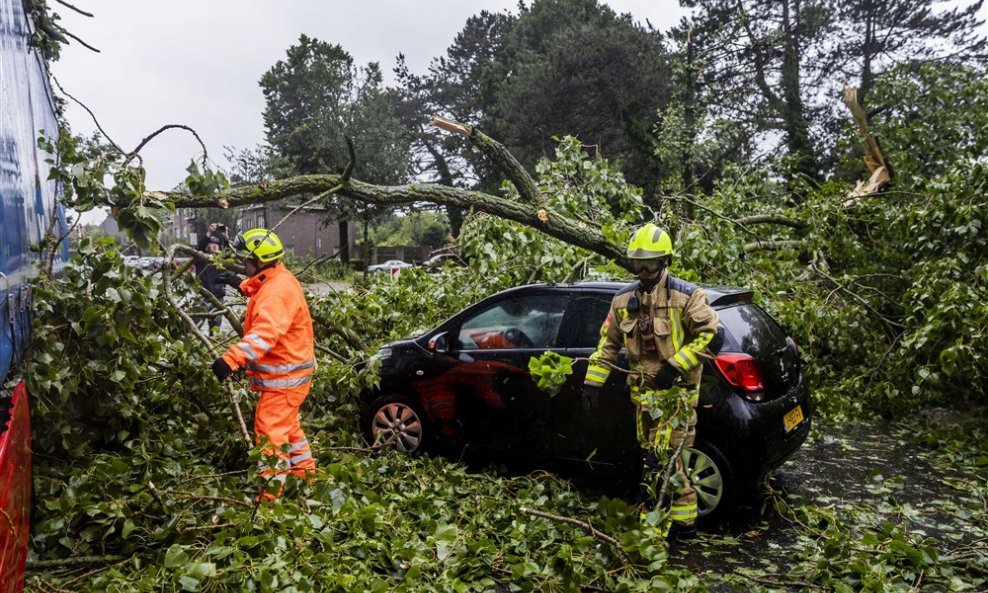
[50,1,688,223]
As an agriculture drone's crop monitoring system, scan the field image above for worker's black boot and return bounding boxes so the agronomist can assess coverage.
[668,521,697,541]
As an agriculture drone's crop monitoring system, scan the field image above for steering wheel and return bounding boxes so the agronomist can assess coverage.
[503,328,534,348]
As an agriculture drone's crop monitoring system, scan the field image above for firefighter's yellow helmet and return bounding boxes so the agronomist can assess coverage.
[234,228,284,263]
[626,223,673,260]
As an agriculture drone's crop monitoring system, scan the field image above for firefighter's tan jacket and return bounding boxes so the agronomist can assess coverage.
[585,270,720,390]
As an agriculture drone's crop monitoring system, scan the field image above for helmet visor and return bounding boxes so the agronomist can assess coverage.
[630,259,665,273]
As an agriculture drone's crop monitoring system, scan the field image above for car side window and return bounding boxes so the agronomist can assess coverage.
[560,295,612,349]
[456,295,567,350]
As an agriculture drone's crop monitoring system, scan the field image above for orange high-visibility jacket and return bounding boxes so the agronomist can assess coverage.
[221,263,315,391]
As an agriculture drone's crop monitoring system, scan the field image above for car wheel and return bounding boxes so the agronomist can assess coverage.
[365,394,429,453]
[681,439,734,520]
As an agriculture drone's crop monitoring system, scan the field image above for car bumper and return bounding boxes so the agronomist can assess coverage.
[747,375,812,477]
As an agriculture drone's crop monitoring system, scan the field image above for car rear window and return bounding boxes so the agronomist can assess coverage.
[718,303,799,391]
[716,303,789,352]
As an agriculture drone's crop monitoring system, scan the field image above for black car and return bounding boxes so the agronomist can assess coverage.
[360,282,811,518]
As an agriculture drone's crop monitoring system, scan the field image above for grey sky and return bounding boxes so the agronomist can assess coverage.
[51,0,686,224]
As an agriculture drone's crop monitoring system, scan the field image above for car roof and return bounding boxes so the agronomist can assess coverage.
[490,281,754,308]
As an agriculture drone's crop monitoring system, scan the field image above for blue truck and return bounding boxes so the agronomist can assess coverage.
[1,0,69,590]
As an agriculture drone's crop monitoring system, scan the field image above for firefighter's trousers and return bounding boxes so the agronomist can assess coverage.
[633,384,699,526]
[255,386,316,499]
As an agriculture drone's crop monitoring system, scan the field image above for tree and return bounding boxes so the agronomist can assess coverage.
[827,0,986,107]
[683,0,834,183]
[259,35,412,261]
[682,0,987,182]
[480,0,674,198]
[393,10,513,234]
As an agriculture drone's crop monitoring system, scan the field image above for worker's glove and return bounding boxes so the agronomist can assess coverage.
[653,363,680,390]
[581,385,600,413]
[211,358,233,382]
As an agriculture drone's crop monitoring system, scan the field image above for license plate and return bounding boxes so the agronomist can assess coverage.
[783,405,804,433]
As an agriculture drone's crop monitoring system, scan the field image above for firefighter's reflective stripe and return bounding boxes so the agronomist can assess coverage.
[237,342,259,360]
[250,375,313,389]
[670,308,683,351]
[245,333,272,354]
[288,438,309,453]
[671,330,715,374]
[290,451,313,465]
[670,503,698,523]
[586,363,610,385]
[248,359,316,375]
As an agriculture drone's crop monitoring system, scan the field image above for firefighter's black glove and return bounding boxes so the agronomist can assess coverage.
[581,385,600,413]
[211,358,233,382]
[654,362,680,390]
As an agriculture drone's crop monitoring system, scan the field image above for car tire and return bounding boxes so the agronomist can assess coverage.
[364,394,429,454]
[682,439,734,522]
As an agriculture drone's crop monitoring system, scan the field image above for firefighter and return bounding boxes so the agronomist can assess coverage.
[582,223,721,538]
[211,228,317,500]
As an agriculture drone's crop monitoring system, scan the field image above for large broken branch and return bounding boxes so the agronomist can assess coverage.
[148,175,627,268]
[843,87,892,200]
[431,116,539,203]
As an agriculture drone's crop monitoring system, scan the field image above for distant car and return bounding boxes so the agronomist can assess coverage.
[123,255,141,268]
[360,282,811,519]
[422,252,460,271]
[367,259,413,273]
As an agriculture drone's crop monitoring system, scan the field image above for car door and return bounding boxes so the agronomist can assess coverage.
[444,292,569,458]
[554,293,639,473]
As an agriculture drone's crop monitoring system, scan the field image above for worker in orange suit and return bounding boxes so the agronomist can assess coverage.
[211,228,317,500]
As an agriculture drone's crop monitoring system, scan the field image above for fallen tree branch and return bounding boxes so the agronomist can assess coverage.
[54,0,94,17]
[743,239,803,253]
[663,194,758,237]
[431,116,539,203]
[163,245,252,445]
[26,556,126,570]
[148,175,627,269]
[810,263,904,333]
[520,507,630,565]
[126,125,207,166]
[736,214,807,229]
[50,76,124,154]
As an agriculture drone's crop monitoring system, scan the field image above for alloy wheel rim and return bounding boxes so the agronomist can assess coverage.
[681,447,724,516]
[371,403,423,452]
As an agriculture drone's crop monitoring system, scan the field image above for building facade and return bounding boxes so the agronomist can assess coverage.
[168,205,355,259]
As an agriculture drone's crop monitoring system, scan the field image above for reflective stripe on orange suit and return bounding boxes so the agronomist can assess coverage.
[221,263,316,496]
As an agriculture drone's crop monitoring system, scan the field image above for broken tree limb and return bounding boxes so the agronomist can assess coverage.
[520,507,630,564]
[743,239,803,253]
[147,176,628,269]
[163,245,252,446]
[843,86,892,199]
[736,214,808,229]
[431,115,539,204]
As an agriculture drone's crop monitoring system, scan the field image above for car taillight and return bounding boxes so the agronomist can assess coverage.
[714,353,765,400]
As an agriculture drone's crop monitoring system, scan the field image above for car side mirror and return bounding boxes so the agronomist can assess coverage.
[428,331,450,353]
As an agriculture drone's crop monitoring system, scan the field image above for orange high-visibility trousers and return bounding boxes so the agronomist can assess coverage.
[254,386,315,499]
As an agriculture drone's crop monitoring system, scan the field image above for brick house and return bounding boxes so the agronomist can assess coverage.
[168,205,355,259]
[235,204,355,259]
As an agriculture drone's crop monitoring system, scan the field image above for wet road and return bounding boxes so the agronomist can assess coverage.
[670,419,987,589]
